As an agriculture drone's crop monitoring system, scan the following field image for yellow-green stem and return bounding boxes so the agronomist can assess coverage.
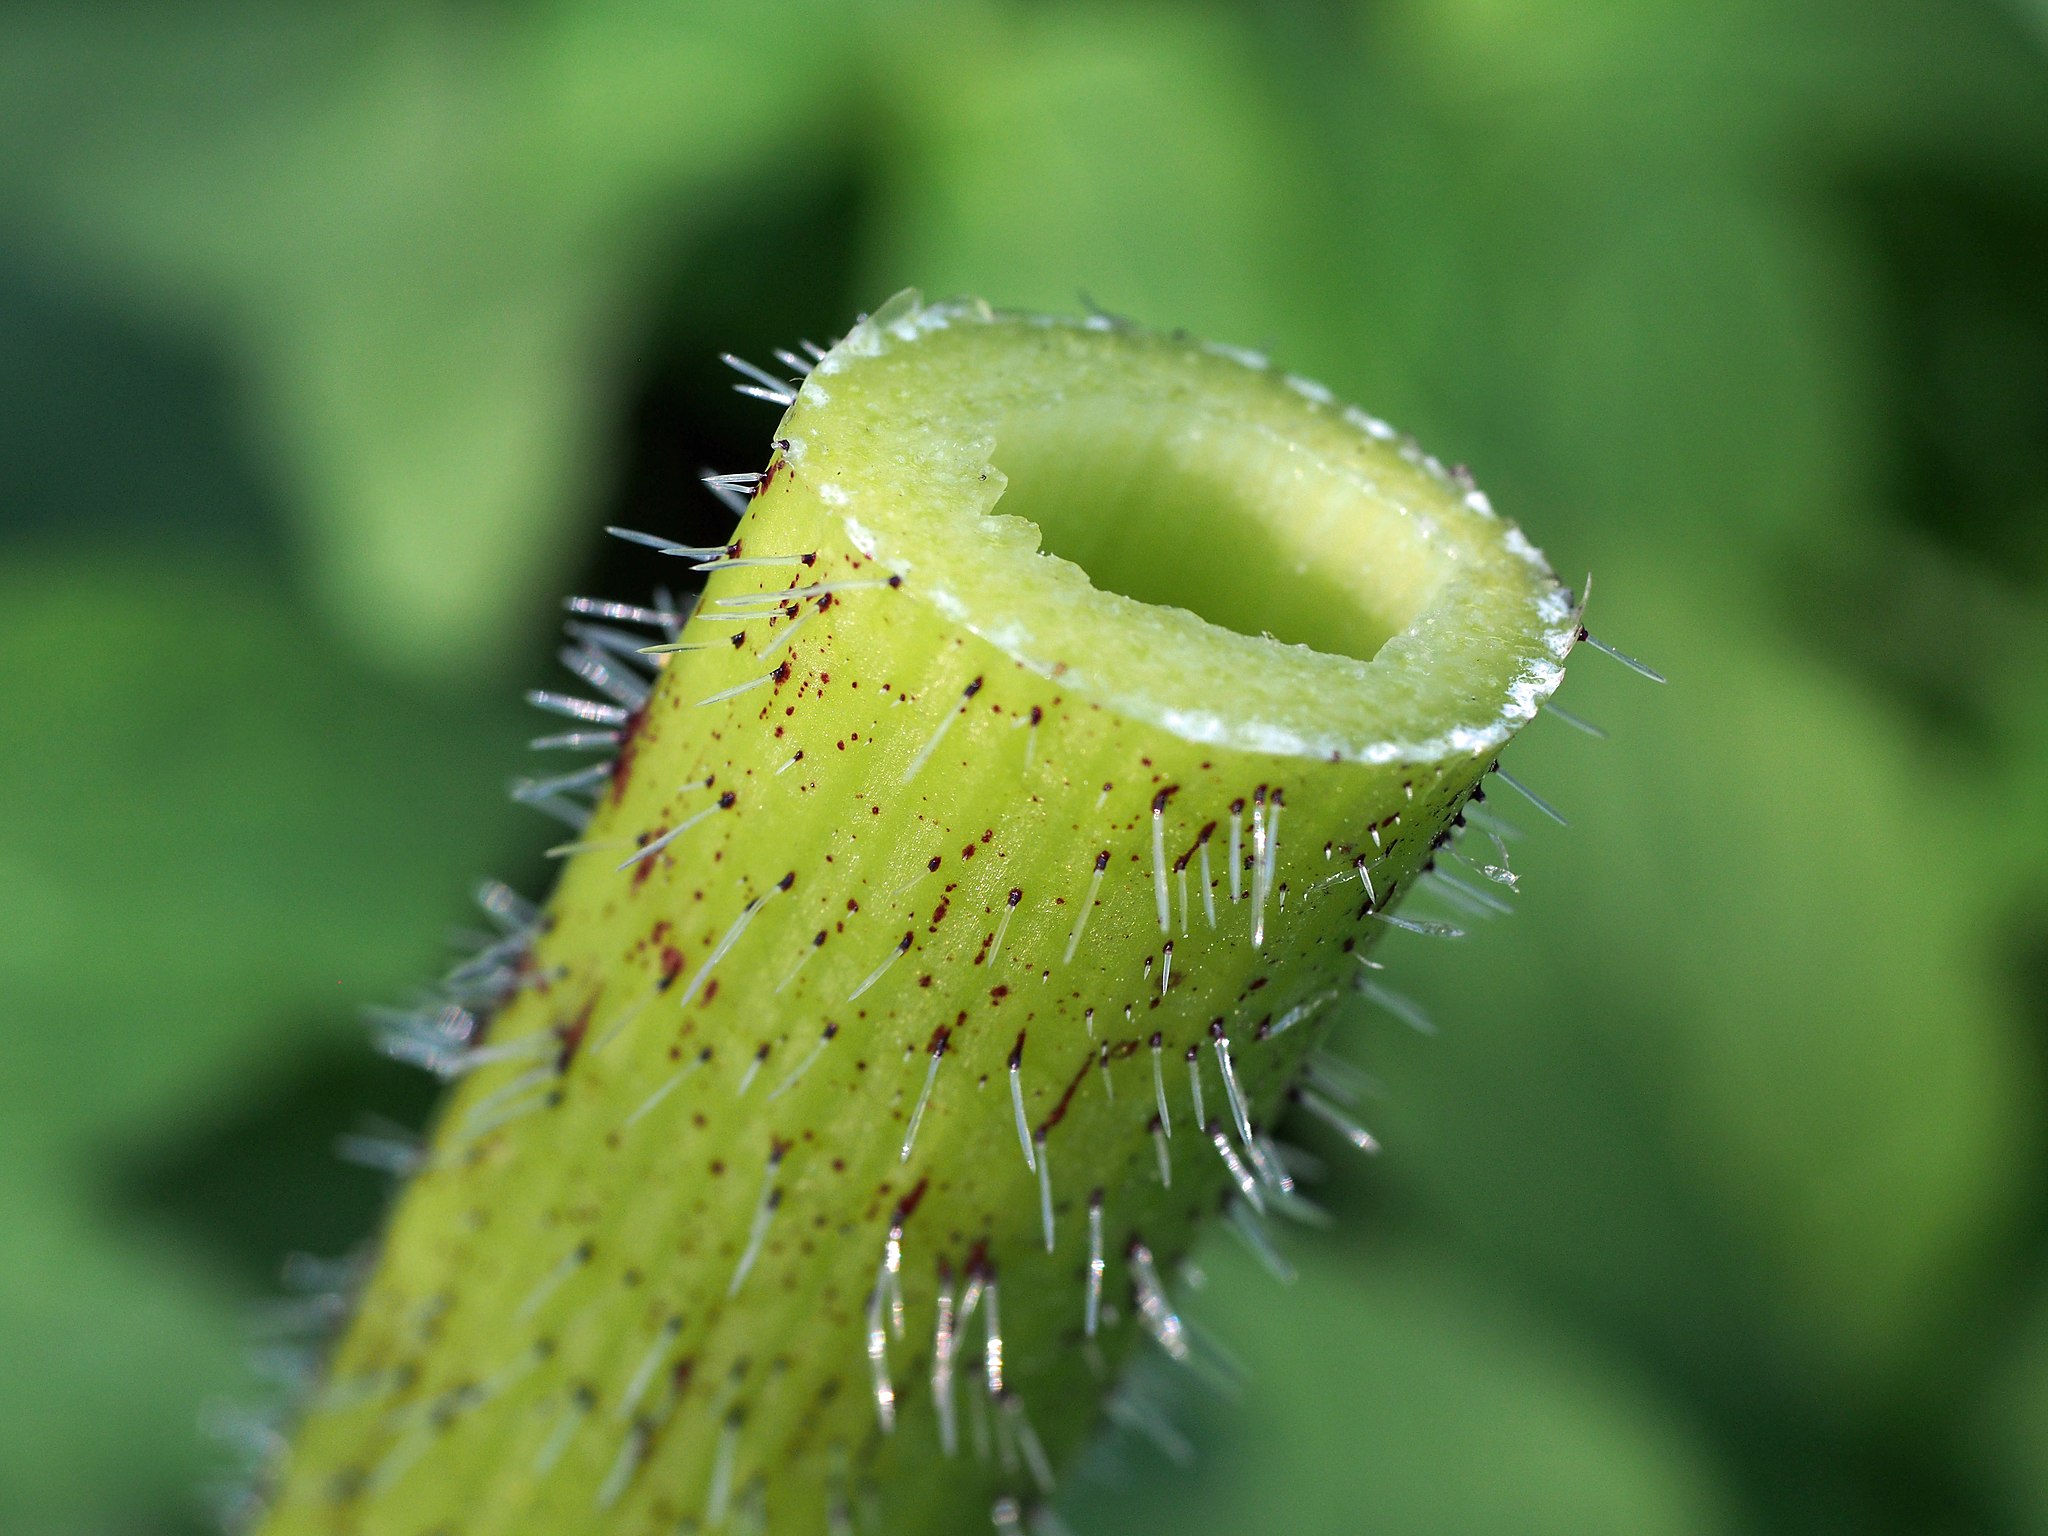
[255,293,1575,1535]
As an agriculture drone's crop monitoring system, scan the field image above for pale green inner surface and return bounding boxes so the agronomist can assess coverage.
[799,296,1572,763]
[991,398,1440,660]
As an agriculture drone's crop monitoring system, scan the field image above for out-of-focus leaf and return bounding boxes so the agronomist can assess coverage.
[1064,1236,1741,1536]
[0,551,538,1520]
[1293,0,2048,576]
[1342,562,2039,1421]
[1397,0,2048,171]
[1973,1268,2048,1533]
[0,1161,248,1535]
[0,552,533,1163]
[864,2,1322,357]
[1507,188,1872,568]
[0,0,857,673]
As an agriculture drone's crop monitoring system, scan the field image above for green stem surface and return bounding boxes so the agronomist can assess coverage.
[257,292,1575,1535]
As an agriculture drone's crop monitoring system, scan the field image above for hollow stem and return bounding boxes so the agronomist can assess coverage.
[255,293,1575,1536]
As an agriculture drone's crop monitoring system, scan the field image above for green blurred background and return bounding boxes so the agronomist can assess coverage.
[5,1,2048,1532]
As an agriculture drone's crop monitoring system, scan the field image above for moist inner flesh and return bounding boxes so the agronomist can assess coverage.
[989,396,1441,662]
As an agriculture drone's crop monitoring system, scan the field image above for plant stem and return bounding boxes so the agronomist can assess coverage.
[254,292,1576,1535]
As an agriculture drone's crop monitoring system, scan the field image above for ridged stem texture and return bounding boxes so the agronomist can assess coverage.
[256,292,1577,1536]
